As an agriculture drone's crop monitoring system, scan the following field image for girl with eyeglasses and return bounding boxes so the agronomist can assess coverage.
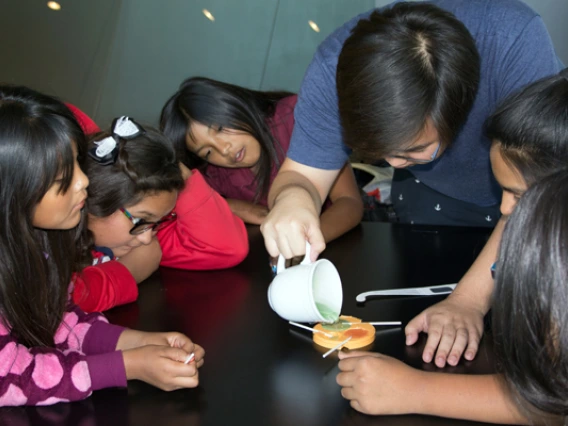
[160,77,364,243]
[73,117,248,313]
[0,84,204,406]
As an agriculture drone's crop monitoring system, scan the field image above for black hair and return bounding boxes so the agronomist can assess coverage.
[160,77,293,201]
[337,2,480,160]
[486,68,568,187]
[493,169,568,421]
[84,125,185,218]
[0,84,86,347]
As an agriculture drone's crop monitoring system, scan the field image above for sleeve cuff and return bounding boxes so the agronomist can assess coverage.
[83,321,127,355]
[87,351,127,390]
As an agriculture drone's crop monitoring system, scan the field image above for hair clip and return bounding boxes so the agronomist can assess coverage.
[111,116,145,139]
[88,116,145,165]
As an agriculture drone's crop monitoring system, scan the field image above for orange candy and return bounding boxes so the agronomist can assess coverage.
[313,315,375,350]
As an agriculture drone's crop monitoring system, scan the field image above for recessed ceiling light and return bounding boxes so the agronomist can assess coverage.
[203,9,215,22]
[47,1,61,11]
[308,20,320,33]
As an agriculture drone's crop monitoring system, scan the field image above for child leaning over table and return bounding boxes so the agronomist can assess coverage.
[337,70,568,424]
[72,116,249,313]
[0,84,204,406]
[337,170,568,424]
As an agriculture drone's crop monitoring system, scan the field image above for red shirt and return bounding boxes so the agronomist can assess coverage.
[203,95,297,207]
[73,170,249,313]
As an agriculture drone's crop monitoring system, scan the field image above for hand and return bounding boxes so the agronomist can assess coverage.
[336,350,422,415]
[404,296,485,367]
[261,188,325,261]
[123,345,201,391]
[116,330,204,366]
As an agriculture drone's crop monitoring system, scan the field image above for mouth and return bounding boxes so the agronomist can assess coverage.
[73,197,87,211]
[234,147,245,163]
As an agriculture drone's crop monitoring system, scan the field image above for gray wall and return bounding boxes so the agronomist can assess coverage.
[1,0,566,127]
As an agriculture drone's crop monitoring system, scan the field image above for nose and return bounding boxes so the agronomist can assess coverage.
[221,141,231,157]
[500,193,517,217]
[136,229,154,245]
[384,156,409,169]
[74,163,89,191]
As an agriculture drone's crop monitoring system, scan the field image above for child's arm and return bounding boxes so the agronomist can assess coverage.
[404,218,504,367]
[225,198,269,225]
[157,170,249,270]
[0,308,126,406]
[320,163,364,243]
[73,260,139,313]
[336,350,529,424]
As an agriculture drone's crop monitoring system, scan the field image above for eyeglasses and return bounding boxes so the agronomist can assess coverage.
[389,141,441,165]
[119,207,177,235]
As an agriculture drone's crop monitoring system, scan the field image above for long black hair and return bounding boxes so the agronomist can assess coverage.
[486,68,568,186]
[84,125,185,218]
[493,169,568,421]
[0,84,86,347]
[337,2,479,160]
[160,77,292,201]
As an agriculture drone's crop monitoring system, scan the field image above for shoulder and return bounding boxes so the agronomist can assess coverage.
[433,0,542,36]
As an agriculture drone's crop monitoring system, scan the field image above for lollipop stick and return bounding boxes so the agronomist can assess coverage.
[289,321,333,337]
[322,336,352,358]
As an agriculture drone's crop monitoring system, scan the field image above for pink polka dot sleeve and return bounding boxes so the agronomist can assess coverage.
[0,305,127,406]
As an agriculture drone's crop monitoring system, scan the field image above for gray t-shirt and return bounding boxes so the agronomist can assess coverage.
[287,0,561,207]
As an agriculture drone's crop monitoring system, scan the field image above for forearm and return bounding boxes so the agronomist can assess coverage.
[118,238,162,283]
[413,373,528,424]
[268,170,323,213]
[226,199,268,225]
[320,196,363,243]
[449,218,505,314]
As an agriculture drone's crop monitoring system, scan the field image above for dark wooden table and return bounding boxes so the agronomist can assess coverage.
[2,223,500,426]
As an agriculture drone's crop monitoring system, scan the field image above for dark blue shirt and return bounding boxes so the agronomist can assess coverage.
[287,0,561,207]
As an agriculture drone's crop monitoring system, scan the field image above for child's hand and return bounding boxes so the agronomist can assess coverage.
[142,332,205,368]
[123,345,200,391]
[404,297,485,367]
[336,350,423,416]
[117,330,205,367]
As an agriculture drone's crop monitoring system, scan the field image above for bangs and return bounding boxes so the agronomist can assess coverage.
[30,113,81,196]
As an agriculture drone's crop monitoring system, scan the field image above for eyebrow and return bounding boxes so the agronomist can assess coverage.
[501,186,525,196]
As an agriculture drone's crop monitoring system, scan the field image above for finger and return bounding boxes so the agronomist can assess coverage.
[170,372,200,389]
[161,346,190,363]
[405,314,427,346]
[170,334,194,353]
[446,327,469,366]
[338,358,357,372]
[421,324,444,364]
[193,344,205,361]
[340,386,356,401]
[276,233,295,260]
[464,325,482,361]
[433,325,459,368]
[337,350,377,360]
[336,371,354,387]
[306,231,325,262]
[263,233,281,258]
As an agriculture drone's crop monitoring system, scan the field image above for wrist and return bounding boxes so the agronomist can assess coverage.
[274,186,320,215]
[447,288,490,315]
[122,349,140,381]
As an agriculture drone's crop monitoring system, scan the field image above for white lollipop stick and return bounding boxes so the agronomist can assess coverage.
[346,321,401,326]
[184,353,195,364]
[322,336,352,358]
[289,321,333,337]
